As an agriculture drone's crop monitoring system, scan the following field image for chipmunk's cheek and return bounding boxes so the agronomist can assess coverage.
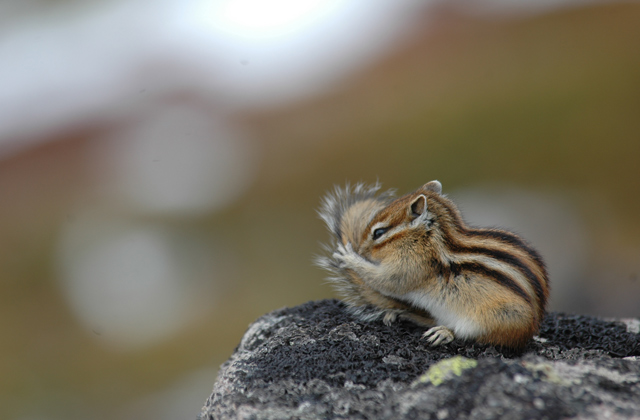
[369,246,383,260]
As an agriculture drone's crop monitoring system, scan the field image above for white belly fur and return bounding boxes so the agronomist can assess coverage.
[401,290,484,339]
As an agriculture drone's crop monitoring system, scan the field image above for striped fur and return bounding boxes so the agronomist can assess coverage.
[317,181,549,350]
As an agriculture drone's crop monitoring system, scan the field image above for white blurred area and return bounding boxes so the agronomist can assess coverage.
[55,107,252,350]
[90,106,256,215]
[57,219,220,350]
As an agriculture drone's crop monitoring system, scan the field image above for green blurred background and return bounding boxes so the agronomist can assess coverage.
[1,1,639,419]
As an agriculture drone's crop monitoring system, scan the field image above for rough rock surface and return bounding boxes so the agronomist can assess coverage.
[198,299,640,420]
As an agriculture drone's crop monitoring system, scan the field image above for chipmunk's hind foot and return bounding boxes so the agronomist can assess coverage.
[422,326,455,346]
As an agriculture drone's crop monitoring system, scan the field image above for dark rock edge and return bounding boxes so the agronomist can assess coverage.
[199,299,640,420]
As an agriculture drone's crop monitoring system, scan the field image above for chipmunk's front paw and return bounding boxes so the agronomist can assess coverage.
[333,242,360,269]
[422,326,455,346]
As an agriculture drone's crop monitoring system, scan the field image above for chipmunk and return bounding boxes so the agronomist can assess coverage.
[317,181,549,350]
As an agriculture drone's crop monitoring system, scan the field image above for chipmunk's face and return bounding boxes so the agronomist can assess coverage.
[357,181,443,262]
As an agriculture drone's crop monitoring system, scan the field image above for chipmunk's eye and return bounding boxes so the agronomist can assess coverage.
[372,227,388,240]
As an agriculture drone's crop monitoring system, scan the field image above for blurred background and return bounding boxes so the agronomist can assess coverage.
[1,0,639,418]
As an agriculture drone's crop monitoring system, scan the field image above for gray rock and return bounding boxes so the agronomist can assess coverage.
[198,299,640,420]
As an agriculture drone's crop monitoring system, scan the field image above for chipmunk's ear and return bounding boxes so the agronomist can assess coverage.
[410,194,427,218]
[421,180,442,195]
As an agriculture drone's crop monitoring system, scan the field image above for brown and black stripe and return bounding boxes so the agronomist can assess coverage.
[424,191,549,322]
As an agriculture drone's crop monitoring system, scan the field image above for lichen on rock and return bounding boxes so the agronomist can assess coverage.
[414,356,478,386]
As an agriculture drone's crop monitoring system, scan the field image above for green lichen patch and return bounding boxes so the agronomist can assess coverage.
[415,356,478,386]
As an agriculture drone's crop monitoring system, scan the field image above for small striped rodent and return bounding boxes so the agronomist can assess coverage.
[317,181,549,350]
